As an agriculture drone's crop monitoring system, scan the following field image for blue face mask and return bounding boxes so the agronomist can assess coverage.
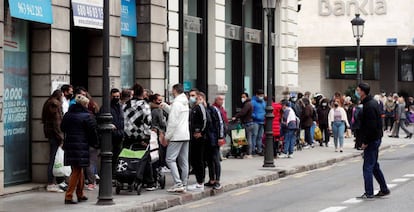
[189,96,197,104]
[258,96,264,101]
[355,90,360,99]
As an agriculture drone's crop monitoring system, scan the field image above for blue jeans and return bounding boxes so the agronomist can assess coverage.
[284,130,296,155]
[244,123,255,155]
[363,139,389,195]
[332,121,345,149]
[310,122,316,143]
[251,123,264,154]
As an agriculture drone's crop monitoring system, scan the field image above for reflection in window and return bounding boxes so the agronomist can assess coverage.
[399,50,414,82]
[121,36,134,89]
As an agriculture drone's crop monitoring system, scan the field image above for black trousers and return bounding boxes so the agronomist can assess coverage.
[206,144,221,182]
[319,125,330,144]
[304,127,312,145]
[190,138,206,184]
[112,136,123,174]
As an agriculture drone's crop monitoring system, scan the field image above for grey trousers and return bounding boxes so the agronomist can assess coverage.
[166,141,189,186]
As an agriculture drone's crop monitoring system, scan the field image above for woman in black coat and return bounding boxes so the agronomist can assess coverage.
[62,95,99,204]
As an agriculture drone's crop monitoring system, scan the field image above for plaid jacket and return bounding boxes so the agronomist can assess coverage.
[123,98,152,140]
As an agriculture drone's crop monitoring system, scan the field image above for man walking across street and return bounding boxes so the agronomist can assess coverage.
[164,84,190,193]
[356,82,390,199]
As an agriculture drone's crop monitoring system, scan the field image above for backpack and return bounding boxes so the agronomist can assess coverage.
[408,111,414,123]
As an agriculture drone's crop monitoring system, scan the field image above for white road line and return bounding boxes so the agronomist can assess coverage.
[403,174,414,178]
[231,190,251,196]
[392,178,410,183]
[319,206,347,212]
[387,183,398,189]
[343,198,363,204]
[187,201,213,209]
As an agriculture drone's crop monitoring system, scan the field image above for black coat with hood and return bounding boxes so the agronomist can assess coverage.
[62,103,99,167]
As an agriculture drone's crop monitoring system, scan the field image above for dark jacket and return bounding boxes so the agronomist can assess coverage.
[317,105,330,127]
[42,98,64,142]
[207,105,225,146]
[360,95,383,144]
[190,104,208,138]
[301,104,314,128]
[235,99,253,124]
[62,103,99,167]
[111,101,124,139]
[151,103,167,133]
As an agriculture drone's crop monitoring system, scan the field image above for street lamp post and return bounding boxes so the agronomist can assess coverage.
[97,0,114,205]
[351,14,365,85]
[262,0,276,168]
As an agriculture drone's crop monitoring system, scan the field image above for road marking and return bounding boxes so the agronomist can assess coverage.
[231,190,251,196]
[403,174,414,178]
[392,178,409,183]
[343,198,362,204]
[264,181,280,186]
[319,206,347,212]
[187,201,213,209]
[387,183,398,189]
[387,149,396,153]
[293,173,309,178]
[350,159,361,163]
[319,166,333,171]
[400,144,409,148]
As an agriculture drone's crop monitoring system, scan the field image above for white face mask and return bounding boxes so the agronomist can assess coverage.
[322,103,327,107]
[241,97,246,103]
[189,96,197,104]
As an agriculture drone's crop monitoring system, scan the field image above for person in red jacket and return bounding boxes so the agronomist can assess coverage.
[272,100,283,157]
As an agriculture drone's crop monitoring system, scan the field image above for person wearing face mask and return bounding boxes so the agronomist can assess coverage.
[107,88,124,175]
[317,98,331,147]
[328,100,350,152]
[251,89,266,156]
[232,92,254,158]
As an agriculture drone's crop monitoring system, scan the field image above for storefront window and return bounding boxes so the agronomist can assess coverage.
[4,15,31,185]
[325,47,380,80]
[121,36,134,89]
[183,0,200,91]
[399,50,414,82]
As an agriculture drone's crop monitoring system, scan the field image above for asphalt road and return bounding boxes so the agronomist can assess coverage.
[164,142,414,212]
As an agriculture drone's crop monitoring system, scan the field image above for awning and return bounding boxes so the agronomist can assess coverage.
[71,0,103,29]
[8,0,53,24]
[121,0,137,37]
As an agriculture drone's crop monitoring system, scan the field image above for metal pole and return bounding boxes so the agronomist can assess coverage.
[263,7,275,168]
[97,0,114,205]
[356,38,361,84]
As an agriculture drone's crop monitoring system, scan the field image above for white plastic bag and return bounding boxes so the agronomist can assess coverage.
[53,147,72,177]
[149,131,159,162]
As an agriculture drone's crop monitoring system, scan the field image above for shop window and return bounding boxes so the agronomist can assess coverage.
[325,47,380,80]
[399,50,414,82]
[121,36,134,89]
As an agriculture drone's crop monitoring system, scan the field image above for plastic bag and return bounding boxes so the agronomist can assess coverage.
[53,147,72,177]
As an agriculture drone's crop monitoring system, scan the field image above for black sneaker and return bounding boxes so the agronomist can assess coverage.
[213,182,222,190]
[204,182,215,187]
[375,190,390,197]
[357,193,374,200]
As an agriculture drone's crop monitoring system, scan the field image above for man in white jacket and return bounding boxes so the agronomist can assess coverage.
[164,84,190,192]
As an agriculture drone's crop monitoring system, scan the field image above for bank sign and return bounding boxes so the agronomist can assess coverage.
[319,0,387,16]
[8,0,53,24]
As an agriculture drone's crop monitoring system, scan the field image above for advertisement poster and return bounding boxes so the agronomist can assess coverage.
[121,0,137,37]
[4,17,30,185]
[8,0,53,24]
[72,0,104,29]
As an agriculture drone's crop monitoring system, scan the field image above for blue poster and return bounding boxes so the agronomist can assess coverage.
[121,0,137,37]
[8,0,53,24]
[4,18,30,185]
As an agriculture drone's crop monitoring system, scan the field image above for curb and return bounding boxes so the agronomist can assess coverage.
[121,144,394,211]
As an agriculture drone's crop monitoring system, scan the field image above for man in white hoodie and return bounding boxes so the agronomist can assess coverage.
[164,84,190,192]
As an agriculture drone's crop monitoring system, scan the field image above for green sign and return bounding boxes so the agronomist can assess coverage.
[341,60,357,74]
[341,60,363,75]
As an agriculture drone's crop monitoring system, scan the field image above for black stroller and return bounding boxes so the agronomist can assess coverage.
[114,131,165,195]
[225,120,249,159]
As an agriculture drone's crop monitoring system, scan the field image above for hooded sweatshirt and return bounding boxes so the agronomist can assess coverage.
[165,93,190,142]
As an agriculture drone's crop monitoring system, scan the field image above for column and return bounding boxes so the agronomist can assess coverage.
[136,0,167,95]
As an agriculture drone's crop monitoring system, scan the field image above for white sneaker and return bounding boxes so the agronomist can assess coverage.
[288,154,294,158]
[47,184,64,193]
[95,174,100,180]
[187,183,204,192]
[303,145,310,149]
[279,153,288,158]
[167,184,185,193]
[161,166,171,173]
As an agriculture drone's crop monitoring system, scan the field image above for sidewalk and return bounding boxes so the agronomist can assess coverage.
[1,136,410,212]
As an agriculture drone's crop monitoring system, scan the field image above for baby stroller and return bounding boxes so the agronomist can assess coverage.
[226,120,249,159]
[114,131,166,195]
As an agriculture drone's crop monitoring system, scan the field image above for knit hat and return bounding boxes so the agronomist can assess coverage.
[357,83,370,95]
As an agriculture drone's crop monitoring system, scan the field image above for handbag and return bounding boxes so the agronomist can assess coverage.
[53,147,72,177]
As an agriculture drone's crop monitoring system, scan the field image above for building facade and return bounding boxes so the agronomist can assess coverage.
[0,0,299,194]
[298,0,414,97]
